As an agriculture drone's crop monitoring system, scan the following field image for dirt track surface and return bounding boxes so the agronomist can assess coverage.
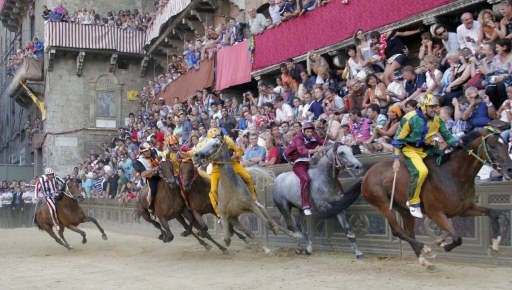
[0,227,511,290]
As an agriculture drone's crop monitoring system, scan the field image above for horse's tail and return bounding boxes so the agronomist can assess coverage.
[314,179,362,220]
[134,201,144,223]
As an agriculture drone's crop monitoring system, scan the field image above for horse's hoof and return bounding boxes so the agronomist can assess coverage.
[427,265,438,273]
[295,248,304,255]
[242,238,250,245]
[224,238,231,247]
[356,253,365,260]
[82,239,87,244]
[158,234,164,240]
[263,247,273,256]
[67,246,73,251]
[102,234,108,241]
[488,247,500,258]
[222,249,229,255]
[204,244,212,251]
[181,230,192,237]
[305,245,313,255]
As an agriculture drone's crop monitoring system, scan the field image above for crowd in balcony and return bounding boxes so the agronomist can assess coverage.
[6,38,44,77]
[41,1,167,31]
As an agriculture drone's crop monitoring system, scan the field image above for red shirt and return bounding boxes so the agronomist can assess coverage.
[265,147,280,164]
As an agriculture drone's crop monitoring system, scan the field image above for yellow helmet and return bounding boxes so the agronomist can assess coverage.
[207,128,221,138]
[421,94,440,107]
[167,135,179,145]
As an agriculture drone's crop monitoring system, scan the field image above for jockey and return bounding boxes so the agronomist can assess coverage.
[133,142,160,212]
[163,135,191,177]
[392,94,460,218]
[284,121,325,216]
[34,167,66,230]
[198,127,260,217]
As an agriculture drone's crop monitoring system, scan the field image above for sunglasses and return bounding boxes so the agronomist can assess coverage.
[436,29,446,36]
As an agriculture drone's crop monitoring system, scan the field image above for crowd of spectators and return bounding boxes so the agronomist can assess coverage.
[6,38,44,76]
[41,0,167,31]
[0,180,37,229]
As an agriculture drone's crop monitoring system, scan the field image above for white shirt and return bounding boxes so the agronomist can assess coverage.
[23,190,35,204]
[276,103,294,123]
[1,192,13,205]
[302,102,312,120]
[249,13,267,35]
[456,21,481,53]
[268,4,281,25]
[442,32,460,54]
[387,81,405,102]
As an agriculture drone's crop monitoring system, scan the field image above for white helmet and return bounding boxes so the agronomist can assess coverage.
[45,167,55,175]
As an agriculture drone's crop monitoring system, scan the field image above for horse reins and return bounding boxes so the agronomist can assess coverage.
[464,129,501,169]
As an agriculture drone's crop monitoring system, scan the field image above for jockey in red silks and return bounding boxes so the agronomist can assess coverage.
[284,121,324,216]
[35,167,66,230]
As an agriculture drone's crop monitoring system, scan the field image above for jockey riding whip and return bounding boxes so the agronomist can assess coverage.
[389,170,397,210]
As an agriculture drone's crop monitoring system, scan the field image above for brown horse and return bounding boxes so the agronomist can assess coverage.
[193,137,302,255]
[135,159,229,252]
[34,179,108,250]
[361,127,512,270]
[176,159,248,243]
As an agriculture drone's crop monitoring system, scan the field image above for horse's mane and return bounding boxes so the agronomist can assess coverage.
[460,129,482,146]
[310,143,335,166]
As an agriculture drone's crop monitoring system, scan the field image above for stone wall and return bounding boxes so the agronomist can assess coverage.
[42,53,151,174]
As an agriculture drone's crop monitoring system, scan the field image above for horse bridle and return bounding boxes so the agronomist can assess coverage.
[324,142,362,178]
[61,180,75,199]
[465,128,502,170]
[179,160,199,188]
[158,160,176,185]
[204,137,230,164]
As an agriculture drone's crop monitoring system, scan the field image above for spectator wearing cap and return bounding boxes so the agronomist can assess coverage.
[275,95,294,125]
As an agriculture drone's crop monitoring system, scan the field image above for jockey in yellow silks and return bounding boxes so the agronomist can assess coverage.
[392,94,459,219]
[193,128,260,217]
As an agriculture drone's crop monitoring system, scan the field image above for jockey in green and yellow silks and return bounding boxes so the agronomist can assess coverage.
[392,94,459,218]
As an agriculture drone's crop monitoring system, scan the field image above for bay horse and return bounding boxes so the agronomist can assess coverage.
[174,159,249,244]
[34,179,108,250]
[361,127,512,270]
[192,136,302,255]
[135,159,228,253]
[272,142,365,258]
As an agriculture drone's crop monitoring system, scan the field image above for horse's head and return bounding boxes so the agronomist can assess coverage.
[179,160,197,192]
[62,178,82,199]
[193,137,224,165]
[158,159,178,189]
[334,143,363,173]
[463,127,512,179]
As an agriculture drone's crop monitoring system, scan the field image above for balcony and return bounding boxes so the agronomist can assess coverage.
[6,57,44,109]
[0,0,32,32]
[250,0,482,76]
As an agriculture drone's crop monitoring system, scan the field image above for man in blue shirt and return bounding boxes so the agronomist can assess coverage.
[241,134,266,168]
[307,87,325,120]
[402,66,427,102]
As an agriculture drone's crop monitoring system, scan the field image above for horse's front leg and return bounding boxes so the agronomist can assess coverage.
[336,211,364,259]
[157,215,174,243]
[45,226,72,250]
[66,225,87,244]
[176,215,212,251]
[57,227,72,248]
[83,216,108,240]
[461,205,510,255]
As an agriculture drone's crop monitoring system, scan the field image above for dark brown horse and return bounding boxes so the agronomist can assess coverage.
[177,159,248,243]
[361,127,512,270]
[135,159,229,252]
[34,179,108,250]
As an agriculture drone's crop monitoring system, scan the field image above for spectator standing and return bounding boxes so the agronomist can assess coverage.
[268,0,282,25]
[248,8,267,35]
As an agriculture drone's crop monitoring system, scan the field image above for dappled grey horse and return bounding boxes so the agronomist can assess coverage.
[273,142,365,258]
[193,136,301,255]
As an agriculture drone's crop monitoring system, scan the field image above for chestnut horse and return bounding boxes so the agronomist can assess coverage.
[135,159,229,253]
[361,127,512,270]
[34,179,108,250]
[176,159,248,243]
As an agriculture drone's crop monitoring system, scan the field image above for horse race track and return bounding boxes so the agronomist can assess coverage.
[1,226,511,290]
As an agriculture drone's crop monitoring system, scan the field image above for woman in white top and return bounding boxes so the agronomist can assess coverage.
[354,29,372,61]
[423,55,443,96]
[346,45,365,80]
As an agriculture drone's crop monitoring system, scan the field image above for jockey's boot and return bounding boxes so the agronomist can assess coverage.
[406,201,424,219]
[303,208,312,216]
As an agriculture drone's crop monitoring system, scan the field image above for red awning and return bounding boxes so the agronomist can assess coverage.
[215,40,252,91]
[251,0,453,71]
[158,59,215,104]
